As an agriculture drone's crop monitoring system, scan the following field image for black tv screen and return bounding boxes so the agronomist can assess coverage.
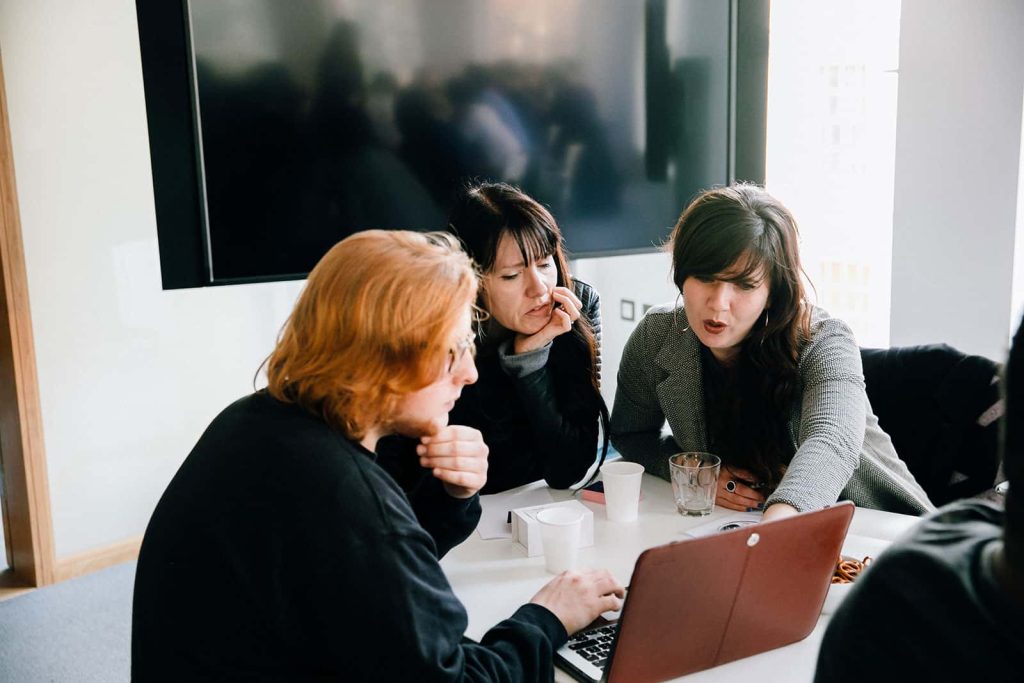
[137,0,766,287]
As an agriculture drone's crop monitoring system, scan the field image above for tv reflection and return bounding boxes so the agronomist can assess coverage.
[195,19,621,280]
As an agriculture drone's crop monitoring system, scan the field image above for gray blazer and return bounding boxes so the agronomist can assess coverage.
[610,303,934,515]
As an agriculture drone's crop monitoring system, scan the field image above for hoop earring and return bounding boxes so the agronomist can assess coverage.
[674,293,690,333]
[674,310,690,333]
[764,310,769,328]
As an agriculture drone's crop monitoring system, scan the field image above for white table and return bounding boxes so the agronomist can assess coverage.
[440,474,921,682]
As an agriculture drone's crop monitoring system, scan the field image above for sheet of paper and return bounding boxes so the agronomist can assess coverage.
[477,485,555,539]
[841,533,891,562]
[680,511,763,539]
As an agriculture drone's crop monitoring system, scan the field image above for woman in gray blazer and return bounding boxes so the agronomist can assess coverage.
[610,184,933,519]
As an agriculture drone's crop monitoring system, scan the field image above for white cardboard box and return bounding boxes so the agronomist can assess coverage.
[510,499,594,557]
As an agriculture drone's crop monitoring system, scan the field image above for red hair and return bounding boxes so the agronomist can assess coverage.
[266,230,477,439]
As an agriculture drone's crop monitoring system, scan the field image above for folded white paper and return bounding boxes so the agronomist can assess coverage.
[680,511,762,539]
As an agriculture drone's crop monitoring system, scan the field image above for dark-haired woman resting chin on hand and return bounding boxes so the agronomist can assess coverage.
[445,182,608,494]
[610,184,934,520]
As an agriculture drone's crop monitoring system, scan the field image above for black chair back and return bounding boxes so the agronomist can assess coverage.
[860,344,1002,506]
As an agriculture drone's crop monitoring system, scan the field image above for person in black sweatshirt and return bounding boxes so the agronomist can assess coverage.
[131,230,624,681]
[444,182,608,493]
[815,316,1024,680]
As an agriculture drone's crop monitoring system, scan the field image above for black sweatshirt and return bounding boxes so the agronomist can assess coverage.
[452,280,604,493]
[815,501,1022,681]
[132,392,566,681]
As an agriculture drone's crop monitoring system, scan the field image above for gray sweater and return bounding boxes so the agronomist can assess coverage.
[610,303,934,515]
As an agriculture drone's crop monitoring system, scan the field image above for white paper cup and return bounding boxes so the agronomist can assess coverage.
[600,461,645,522]
[537,507,584,574]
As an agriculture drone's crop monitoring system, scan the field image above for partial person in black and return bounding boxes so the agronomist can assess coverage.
[131,230,624,681]
[815,318,1024,681]
[446,182,609,493]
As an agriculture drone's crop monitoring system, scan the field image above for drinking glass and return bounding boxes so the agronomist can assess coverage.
[669,453,721,516]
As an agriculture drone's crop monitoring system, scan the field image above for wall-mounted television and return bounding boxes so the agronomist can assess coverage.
[136,0,767,288]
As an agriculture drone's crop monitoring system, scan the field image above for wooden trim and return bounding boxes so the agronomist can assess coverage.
[0,50,56,586]
[0,536,141,601]
[0,567,33,602]
[52,536,143,584]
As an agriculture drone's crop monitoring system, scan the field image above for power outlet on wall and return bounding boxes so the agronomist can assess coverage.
[620,299,635,321]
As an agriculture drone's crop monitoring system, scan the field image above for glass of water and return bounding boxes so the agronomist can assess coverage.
[668,452,721,516]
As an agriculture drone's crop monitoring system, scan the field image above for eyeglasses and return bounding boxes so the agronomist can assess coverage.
[446,333,476,374]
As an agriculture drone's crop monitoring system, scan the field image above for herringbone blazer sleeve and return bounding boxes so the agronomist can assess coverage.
[610,310,680,474]
[766,315,865,510]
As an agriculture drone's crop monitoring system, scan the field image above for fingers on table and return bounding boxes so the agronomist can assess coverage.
[717,483,764,511]
[719,466,764,510]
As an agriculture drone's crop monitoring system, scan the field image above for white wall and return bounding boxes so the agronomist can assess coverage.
[0,0,677,561]
[0,0,304,557]
[890,0,1024,361]
[0,505,7,570]
[573,252,678,408]
[4,0,1024,559]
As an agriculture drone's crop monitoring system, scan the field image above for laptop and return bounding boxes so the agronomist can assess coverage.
[555,502,854,683]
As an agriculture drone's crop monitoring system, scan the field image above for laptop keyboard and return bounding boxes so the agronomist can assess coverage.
[565,622,618,669]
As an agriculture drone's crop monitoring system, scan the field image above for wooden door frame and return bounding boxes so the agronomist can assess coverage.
[0,48,56,588]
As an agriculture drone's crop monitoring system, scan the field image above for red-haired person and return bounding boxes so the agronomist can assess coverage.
[132,231,624,681]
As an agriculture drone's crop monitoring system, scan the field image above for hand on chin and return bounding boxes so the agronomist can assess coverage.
[513,306,573,354]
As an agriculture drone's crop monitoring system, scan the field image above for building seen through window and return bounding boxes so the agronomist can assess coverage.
[766,0,901,347]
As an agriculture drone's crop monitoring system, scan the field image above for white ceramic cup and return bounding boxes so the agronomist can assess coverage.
[600,461,645,522]
[537,507,584,574]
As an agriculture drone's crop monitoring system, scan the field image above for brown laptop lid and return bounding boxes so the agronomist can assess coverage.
[605,502,854,683]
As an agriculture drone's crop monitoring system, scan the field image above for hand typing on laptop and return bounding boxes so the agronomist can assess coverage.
[556,503,855,682]
[529,569,626,634]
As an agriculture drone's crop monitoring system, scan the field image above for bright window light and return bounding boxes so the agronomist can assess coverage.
[765,0,901,348]
[1011,85,1024,338]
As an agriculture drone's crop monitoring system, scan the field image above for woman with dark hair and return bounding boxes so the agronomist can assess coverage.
[446,181,608,493]
[611,184,933,520]
[132,230,624,680]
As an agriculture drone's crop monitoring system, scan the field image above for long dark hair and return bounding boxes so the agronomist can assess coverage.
[670,184,812,488]
[447,181,608,484]
[447,183,600,384]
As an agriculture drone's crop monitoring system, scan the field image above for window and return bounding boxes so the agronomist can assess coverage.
[766,0,901,347]
[1011,86,1024,338]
